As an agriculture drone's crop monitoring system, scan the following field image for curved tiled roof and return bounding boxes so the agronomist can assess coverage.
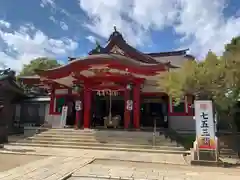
[38,54,163,72]
[88,28,159,64]
[0,69,25,95]
[34,53,168,79]
[88,28,194,65]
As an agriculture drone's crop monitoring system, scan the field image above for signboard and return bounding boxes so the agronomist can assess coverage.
[75,100,82,111]
[88,65,129,76]
[60,106,68,128]
[194,100,216,150]
[96,90,119,96]
[126,100,133,111]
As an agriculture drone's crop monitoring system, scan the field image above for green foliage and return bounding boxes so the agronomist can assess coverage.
[158,36,240,114]
[225,36,240,54]
[19,57,61,76]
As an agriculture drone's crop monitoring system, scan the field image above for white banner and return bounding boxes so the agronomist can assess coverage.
[126,100,133,111]
[60,106,68,128]
[75,100,82,111]
[194,100,216,150]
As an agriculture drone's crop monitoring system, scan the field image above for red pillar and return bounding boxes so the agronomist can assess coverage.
[124,89,130,129]
[83,87,91,129]
[133,83,140,129]
[75,109,80,128]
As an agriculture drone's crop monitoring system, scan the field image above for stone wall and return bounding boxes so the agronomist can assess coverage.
[0,98,14,143]
[45,114,62,128]
[169,115,195,131]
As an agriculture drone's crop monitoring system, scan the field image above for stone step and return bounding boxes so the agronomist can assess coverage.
[38,130,165,136]
[38,133,168,141]
[219,153,239,158]
[41,129,161,138]
[39,129,168,137]
[220,149,238,155]
[25,129,184,153]
[8,142,190,155]
[27,136,176,146]
[39,132,158,139]
[219,148,239,158]
[35,134,170,143]
[17,139,184,150]
[34,135,174,143]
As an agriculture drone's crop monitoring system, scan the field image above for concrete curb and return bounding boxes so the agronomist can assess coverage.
[93,157,190,166]
[0,150,51,157]
[7,143,190,155]
[59,158,95,180]
[0,150,190,166]
[72,175,133,180]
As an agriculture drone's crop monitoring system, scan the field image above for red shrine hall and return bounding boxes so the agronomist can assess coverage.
[20,27,195,131]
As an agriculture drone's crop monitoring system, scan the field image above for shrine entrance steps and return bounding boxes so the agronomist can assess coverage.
[8,129,190,155]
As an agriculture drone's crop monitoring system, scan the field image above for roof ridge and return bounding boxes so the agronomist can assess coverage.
[146,49,189,57]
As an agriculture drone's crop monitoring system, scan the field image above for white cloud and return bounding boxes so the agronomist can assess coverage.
[174,0,240,59]
[78,0,240,58]
[49,16,69,31]
[79,0,147,46]
[0,21,78,72]
[60,21,68,31]
[86,35,96,44]
[49,16,57,23]
[0,20,11,28]
[40,0,56,8]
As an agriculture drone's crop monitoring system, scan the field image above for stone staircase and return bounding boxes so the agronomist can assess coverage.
[8,128,190,154]
[219,143,239,159]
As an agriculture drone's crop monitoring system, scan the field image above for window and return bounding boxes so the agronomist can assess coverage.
[172,102,185,113]
[55,97,65,113]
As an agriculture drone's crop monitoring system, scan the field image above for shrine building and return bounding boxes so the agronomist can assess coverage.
[19,28,195,131]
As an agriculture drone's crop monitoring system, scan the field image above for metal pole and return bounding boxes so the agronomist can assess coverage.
[109,91,112,120]
[214,111,219,161]
[153,117,156,146]
[214,111,217,133]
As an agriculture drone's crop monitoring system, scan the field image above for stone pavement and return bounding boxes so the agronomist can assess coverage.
[1,145,240,180]
[0,156,93,180]
[70,159,240,180]
[1,145,189,165]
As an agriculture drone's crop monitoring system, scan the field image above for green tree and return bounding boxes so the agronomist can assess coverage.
[158,51,225,105]
[225,36,240,54]
[158,37,240,130]
[19,57,61,76]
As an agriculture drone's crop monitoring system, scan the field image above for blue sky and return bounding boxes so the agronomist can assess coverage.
[0,0,239,71]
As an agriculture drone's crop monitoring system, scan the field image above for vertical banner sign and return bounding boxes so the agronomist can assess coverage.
[75,100,82,111]
[126,100,133,111]
[194,100,216,150]
[60,106,68,128]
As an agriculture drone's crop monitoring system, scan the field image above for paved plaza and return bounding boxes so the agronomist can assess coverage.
[0,145,239,179]
[71,159,240,180]
[0,145,190,165]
